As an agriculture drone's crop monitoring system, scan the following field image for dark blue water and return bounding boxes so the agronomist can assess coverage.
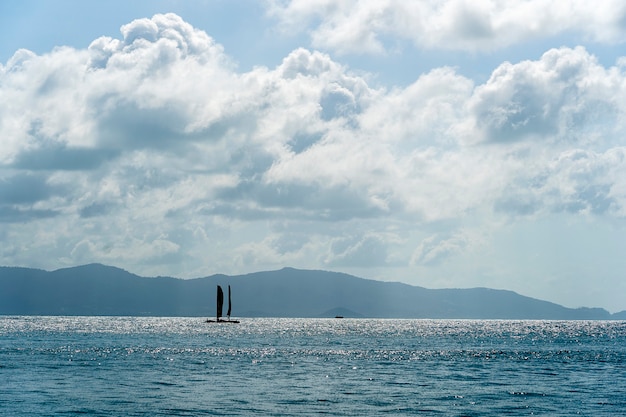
[1,317,625,416]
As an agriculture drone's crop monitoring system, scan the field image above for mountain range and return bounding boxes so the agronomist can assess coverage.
[1,263,624,319]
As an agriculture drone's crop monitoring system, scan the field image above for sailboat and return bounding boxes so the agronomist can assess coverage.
[206,284,239,323]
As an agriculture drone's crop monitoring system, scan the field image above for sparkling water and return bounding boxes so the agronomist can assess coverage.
[1,317,625,416]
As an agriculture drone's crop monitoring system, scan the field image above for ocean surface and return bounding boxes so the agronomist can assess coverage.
[1,317,625,416]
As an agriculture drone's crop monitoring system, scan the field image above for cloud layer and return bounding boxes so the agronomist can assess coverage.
[1,13,626,311]
[268,0,626,53]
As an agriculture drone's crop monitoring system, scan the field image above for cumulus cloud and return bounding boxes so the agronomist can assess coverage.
[1,11,626,304]
[470,47,624,144]
[267,0,626,54]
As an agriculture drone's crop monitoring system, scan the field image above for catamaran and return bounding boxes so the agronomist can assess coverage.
[206,284,239,323]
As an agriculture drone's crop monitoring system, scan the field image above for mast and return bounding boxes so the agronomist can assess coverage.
[227,285,232,319]
[216,285,224,321]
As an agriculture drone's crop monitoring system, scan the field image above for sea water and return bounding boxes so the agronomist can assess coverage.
[1,317,625,416]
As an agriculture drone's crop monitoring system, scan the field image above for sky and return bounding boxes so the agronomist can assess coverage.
[2,0,626,312]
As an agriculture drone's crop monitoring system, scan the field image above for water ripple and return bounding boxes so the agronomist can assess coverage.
[2,317,626,416]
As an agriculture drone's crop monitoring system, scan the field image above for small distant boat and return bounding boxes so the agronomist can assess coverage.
[206,285,239,323]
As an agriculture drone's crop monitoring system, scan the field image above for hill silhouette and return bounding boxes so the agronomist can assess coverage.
[0,264,621,319]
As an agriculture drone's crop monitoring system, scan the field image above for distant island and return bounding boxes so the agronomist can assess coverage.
[1,264,624,319]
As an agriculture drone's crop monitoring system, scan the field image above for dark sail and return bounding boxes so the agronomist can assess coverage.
[227,285,232,318]
[216,285,224,320]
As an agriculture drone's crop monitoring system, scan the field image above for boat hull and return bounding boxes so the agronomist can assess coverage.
[205,319,240,323]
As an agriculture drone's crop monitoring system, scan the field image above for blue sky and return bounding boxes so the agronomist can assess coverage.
[2,0,626,312]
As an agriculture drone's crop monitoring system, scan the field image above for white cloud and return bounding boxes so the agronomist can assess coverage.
[324,234,391,267]
[411,230,481,266]
[2,15,625,230]
[2,13,626,311]
[469,47,625,144]
[268,0,626,54]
